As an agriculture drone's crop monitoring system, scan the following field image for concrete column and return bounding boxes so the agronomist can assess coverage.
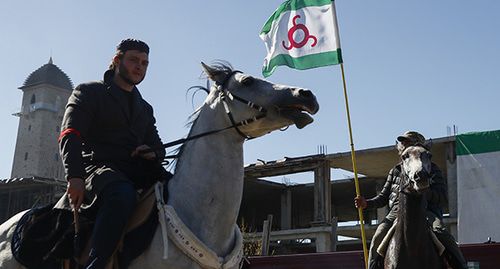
[313,160,331,225]
[446,141,458,238]
[331,217,338,251]
[315,232,332,252]
[281,188,292,230]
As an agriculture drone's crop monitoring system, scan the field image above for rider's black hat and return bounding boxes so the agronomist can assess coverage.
[116,38,149,54]
[397,131,426,144]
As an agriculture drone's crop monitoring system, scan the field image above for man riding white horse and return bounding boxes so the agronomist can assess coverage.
[1,60,320,269]
[355,131,467,269]
[58,38,170,269]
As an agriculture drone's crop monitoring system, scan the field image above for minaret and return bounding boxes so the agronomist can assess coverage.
[11,58,73,180]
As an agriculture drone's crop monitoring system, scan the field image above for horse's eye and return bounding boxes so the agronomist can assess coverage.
[241,76,254,86]
[402,153,409,160]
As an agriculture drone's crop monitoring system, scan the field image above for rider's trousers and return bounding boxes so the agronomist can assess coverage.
[84,181,137,269]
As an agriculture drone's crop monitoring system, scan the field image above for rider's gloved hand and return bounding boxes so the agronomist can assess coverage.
[131,144,157,160]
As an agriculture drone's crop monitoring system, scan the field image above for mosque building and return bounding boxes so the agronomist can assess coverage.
[11,57,72,180]
[0,58,71,221]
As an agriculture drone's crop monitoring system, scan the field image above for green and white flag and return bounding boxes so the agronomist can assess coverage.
[260,0,342,77]
[456,130,500,243]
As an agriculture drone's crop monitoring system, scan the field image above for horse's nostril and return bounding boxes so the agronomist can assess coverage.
[298,89,313,98]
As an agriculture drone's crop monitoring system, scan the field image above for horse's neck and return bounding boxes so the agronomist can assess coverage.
[168,103,244,256]
[396,192,429,253]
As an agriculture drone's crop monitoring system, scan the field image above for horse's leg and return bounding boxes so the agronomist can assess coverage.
[0,211,28,269]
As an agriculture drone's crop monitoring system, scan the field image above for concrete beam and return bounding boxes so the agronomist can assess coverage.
[244,225,377,244]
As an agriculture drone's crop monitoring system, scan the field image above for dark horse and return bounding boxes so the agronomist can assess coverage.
[384,145,445,269]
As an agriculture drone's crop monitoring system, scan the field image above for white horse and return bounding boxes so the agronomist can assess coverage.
[0,62,319,269]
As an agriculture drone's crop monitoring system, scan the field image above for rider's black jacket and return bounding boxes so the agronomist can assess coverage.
[366,162,447,220]
[59,69,166,189]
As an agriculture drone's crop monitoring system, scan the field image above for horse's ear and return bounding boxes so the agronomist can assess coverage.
[201,62,230,85]
[424,138,433,150]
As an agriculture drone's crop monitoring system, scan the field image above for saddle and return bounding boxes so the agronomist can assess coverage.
[12,185,161,269]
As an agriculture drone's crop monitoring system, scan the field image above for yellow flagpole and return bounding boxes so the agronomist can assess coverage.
[339,63,369,269]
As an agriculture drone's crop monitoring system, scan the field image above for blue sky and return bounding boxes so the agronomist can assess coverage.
[1,0,499,182]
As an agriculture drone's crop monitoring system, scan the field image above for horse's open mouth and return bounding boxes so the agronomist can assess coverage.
[280,104,318,129]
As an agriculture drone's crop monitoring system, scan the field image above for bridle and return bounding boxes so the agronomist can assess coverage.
[146,71,268,158]
[217,70,267,139]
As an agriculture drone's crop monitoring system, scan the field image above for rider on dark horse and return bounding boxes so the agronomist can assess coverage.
[355,131,467,269]
[57,39,171,269]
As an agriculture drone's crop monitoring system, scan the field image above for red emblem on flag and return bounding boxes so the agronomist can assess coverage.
[282,15,318,50]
